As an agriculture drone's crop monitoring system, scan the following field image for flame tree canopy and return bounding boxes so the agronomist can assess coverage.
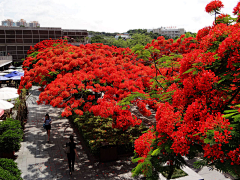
[20,0,240,178]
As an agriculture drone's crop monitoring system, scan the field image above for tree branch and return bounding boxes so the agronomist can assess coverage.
[221,87,240,113]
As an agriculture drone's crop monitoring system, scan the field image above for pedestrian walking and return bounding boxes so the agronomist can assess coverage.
[66,135,78,175]
[44,113,52,143]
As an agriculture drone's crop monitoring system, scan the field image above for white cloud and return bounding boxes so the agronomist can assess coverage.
[0,0,239,33]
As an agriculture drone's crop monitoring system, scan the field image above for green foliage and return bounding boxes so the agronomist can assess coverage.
[91,35,105,43]
[27,51,39,58]
[216,15,236,25]
[0,118,23,153]
[193,104,240,179]
[161,167,188,179]
[184,32,197,38]
[0,158,22,180]
[132,45,159,61]
[118,92,149,109]
[15,89,28,128]
[132,135,188,179]
[89,31,118,37]
[52,43,60,47]
[90,30,156,48]
[72,113,147,156]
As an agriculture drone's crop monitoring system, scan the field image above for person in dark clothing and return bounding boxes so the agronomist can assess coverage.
[44,113,52,143]
[66,135,78,175]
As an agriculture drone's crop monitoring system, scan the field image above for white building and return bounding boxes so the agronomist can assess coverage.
[147,29,153,33]
[1,19,40,27]
[153,27,185,38]
[115,33,131,40]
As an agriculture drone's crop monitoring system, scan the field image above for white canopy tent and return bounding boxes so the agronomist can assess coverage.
[0,92,19,100]
[0,87,18,94]
[0,100,14,110]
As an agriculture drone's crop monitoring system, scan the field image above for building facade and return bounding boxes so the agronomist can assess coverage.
[153,27,185,38]
[2,19,40,27]
[0,26,88,62]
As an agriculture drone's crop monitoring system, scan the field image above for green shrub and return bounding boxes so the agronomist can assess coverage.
[0,118,23,153]
[0,158,22,180]
[72,113,147,156]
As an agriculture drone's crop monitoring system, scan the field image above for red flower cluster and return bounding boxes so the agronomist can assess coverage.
[205,0,224,13]
[134,129,156,159]
[233,2,240,15]
[20,40,156,130]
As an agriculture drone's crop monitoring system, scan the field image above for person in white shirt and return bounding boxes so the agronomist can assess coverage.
[44,113,52,143]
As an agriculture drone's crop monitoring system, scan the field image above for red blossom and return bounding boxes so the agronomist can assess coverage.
[205,0,224,13]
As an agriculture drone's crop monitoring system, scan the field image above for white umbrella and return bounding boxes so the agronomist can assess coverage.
[0,73,7,76]
[0,92,19,100]
[0,87,18,94]
[3,69,15,73]
[9,65,15,69]
[0,100,14,110]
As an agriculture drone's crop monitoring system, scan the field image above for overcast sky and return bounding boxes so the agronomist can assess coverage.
[0,0,238,33]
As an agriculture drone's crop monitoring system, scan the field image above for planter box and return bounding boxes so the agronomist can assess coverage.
[100,145,117,162]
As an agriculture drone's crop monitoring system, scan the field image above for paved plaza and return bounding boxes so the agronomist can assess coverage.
[15,87,234,180]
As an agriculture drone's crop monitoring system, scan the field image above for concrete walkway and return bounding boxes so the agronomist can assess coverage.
[15,86,234,180]
[15,87,143,180]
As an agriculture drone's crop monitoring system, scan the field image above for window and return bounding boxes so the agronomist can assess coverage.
[32,30,39,34]
[23,39,32,43]
[5,30,15,34]
[33,39,40,43]
[6,39,16,43]
[7,46,16,50]
[23,30,32,34]
[16,30,23,34]
[33,35,39,38]
[16,39,23,43]
[17,46,23,50]
[0,46,6,51]
[39,30,48,34]
[23,35,32,38]
[40,35,48,39]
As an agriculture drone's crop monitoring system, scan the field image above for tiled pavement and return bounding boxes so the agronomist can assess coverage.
[15,86,234,180]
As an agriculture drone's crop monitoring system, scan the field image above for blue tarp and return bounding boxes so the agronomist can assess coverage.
[4,71,24,78]
[0,76,10,80]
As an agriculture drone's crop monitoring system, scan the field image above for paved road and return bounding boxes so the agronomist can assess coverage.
[15,86,233,180]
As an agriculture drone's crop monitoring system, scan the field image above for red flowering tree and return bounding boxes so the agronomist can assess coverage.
[205,0,224,23]
[233,2,240,22]
[19,1,240,178]
[20,40,158,130]
[130,1,240,179]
